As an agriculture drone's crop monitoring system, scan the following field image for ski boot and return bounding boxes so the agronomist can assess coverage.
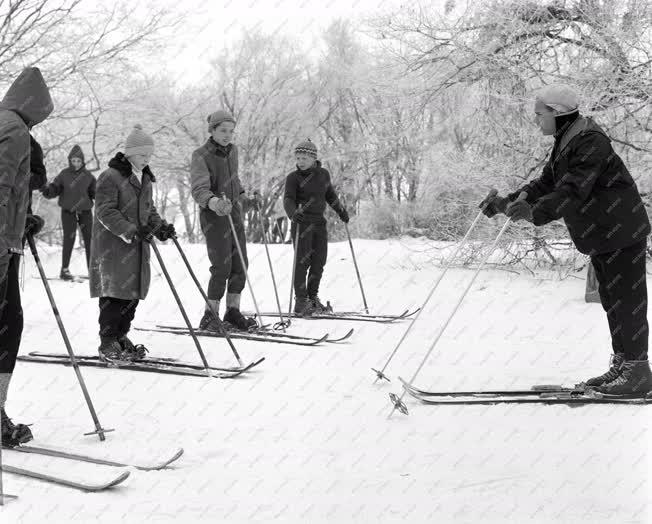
[293,297,314,317]
[199,310,223,331]
[576,353,625,389]
[98,336,125,362]
[119,335,148,361]
[593,360,652,396]
[309,295,332,314]
[1,408,33,448]
[223,307,258,331]
[60,268,74,281]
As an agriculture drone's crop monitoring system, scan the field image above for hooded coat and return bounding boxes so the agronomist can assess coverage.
[0,67,53,255]
[41,144,96,212]
[89,153,163,300]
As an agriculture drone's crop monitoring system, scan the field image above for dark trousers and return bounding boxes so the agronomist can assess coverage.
[591,240,648,360]
[291,221,328,299]
[0,255,23,374]
[200,209,247,301]
[98,297,139,339]
[62,209,92,269]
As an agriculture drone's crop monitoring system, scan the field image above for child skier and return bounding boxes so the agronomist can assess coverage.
[0,67,53,447]
[480,84,651,396]
[191,110,257,332]
[89,125,175,362]
[283,139,349,316]
[41,144,96,280]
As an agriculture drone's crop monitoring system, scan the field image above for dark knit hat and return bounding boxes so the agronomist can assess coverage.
[295,139,317,158]
[207,110,236,132]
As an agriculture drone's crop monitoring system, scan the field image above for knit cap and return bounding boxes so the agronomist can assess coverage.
[207,110,236,132]
[124,124,154,157]
[536,84,579,115]
[295,139,317,158]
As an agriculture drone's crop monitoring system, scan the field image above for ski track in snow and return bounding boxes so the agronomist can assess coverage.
[3,237,651,523]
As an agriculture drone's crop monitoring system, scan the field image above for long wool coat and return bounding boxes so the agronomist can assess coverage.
[89,153,163,300]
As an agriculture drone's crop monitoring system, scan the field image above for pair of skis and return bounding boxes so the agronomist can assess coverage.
[18,352,265,378]
[391,378,652,412]
[247,308,420,324]
[137,325,354,347]
[3,443,183,492]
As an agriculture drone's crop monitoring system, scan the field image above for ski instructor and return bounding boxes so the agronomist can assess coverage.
[480,84,651,397]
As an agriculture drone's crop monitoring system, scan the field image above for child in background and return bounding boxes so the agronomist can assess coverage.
[41,144,95,280]
[283,139,349,316]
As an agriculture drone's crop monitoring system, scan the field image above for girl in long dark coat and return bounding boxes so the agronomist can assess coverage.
[89,125,175,362]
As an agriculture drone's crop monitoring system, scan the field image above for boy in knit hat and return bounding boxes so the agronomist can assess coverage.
[0,67,53,447]
[41,144,96,280]
[480,84,651,396]
[89,124,176,362]
[284,139,349,316]
[191,110,258,331]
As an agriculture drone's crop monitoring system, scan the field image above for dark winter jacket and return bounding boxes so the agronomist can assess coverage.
[89,153,163,300]
[191,138,244,210]
[41,145,96,212]
[0,67,53,257]
[284,161,346,224]
[508,115,650,255]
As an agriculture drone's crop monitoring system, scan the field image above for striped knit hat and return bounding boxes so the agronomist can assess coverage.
[295,139,317,158]
[124,124,154,157]
[207,110,236,132]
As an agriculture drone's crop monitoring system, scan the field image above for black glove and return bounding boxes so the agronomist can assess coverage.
[479,190,509,218]
[134,225,153,243]
[338,208,350,223]
[155,223,176,241]
[291,209,306,224]
[505,199,533,222]
[24,214,44,237]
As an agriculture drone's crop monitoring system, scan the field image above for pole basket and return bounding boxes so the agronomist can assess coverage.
[389,393,409,415]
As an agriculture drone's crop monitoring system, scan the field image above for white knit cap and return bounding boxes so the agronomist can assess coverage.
[124,124,154,157]
[536,84,579,114]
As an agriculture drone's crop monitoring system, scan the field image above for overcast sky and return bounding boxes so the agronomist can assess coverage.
[154,0,409,87]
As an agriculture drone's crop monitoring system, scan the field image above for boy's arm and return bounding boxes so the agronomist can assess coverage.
[190,150,215,209]
[283,173,298,217]
[40,171,64,198]
[325,171,348,220]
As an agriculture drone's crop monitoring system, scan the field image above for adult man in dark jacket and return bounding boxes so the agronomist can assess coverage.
[481,84,651,396]
[0,67,54,447]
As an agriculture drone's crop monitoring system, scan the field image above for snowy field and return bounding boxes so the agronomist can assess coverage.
[2,236,651,523]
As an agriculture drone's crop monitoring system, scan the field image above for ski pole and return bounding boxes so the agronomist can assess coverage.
[287,214,302,325]
[388,192,524,417]
[149,240,214,372]
[253,192,287,331]
[344,223,368,313]
[373,190,497,383]
[27,234,112,440]
[170,236,243,367]
[221,194,263,329]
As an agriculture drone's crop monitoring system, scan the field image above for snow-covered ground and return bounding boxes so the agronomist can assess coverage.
[2,236,651,523]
